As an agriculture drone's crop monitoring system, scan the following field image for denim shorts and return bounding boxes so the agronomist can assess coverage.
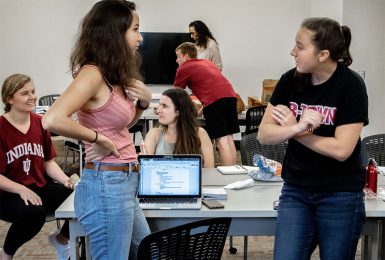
[74,162,150,260]
[274,183,365,260]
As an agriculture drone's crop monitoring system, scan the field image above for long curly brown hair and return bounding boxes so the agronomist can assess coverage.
[70,0,142,87]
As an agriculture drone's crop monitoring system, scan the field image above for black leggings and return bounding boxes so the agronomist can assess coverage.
[0,182,72,255]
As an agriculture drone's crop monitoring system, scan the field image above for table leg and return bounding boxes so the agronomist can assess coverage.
[69,219,86,260]
[361,235,369,260]
[361,218,381,260]
[380,220,385,259]
[243,236,248,260]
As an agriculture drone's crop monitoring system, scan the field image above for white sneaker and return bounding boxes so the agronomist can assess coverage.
[48,230,70,260]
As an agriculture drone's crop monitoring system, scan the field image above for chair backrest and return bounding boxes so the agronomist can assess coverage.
[361,134,385,166]
[240,132,287,165]
[129,125,144,153]
[137,217,231,260]
[38,94,60,106]
[244,105,267,135]
[63,139,84,175]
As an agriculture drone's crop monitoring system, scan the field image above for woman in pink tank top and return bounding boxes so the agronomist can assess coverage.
[42,1,151,259]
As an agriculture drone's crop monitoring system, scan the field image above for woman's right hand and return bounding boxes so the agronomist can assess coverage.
[85,133,120,161]
[296,108,324,133]
[126,79,152,106]
[18,186,42,206]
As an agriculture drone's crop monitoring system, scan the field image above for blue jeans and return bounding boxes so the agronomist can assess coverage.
[274,183,365,260]
[74,162,150,260]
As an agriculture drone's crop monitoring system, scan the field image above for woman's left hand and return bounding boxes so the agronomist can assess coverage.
[63,178,74,189]
[271,105,296,126]
[126,80,151,108]
[86,133,120,161]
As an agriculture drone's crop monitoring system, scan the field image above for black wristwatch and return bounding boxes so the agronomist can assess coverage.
[136,100,149,110]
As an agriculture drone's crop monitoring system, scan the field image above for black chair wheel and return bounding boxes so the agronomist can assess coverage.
[229,246,237,254]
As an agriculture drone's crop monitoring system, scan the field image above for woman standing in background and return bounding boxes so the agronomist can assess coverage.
[189,20,223,71]
[43,1,151,259]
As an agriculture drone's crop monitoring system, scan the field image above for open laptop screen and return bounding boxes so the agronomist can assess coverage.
[138,155,202,198]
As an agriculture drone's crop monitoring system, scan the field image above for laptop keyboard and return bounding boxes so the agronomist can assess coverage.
[139,198,198,204]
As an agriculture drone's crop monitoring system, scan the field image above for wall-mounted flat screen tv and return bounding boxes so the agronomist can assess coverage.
[139,32,193,85]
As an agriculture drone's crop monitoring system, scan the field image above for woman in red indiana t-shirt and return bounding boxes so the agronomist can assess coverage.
[0,74,74,260]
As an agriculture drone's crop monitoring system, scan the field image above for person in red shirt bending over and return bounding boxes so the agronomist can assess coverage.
[0,74,74,260]
[174,42,240,165]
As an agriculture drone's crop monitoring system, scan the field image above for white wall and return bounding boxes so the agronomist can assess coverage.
[310,0,343,22]
[0,0,383,136]
[0,0,90,98]
[136,0,309,100]
[343,0,385,138]
[0,0,308,100]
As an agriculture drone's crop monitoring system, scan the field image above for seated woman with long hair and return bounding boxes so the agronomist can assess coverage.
[0,74,74,260]
[143,88,214,167]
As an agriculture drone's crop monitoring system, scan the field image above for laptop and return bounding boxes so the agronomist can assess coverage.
[137,154,202,210]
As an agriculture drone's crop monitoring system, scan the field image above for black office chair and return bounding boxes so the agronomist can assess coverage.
[360,134,385,259]
[129,124,144,153]
[137,217,231,260]
[38,94,60,106]
[243,105,267,136]
[63,139,84,175]
[240,132,288,166]
[37,95,61,136]
[361,134,385,166]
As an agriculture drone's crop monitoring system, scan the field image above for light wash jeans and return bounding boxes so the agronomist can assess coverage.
[74,162,150,260]
[274,183,365,260]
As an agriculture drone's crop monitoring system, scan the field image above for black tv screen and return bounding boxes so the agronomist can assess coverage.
[139,32,193,85]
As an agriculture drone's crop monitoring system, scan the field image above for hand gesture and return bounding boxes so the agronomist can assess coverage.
[85,133,120,161]
[125,79,152,108]
[271,105,297,126]
[18,186,42,206]
[63,178,75,190]
[297,108,324,133]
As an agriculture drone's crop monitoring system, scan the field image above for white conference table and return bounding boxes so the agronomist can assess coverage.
[56,168,385,260]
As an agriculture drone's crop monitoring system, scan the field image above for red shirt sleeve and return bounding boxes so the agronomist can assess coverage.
[174,67,187,88]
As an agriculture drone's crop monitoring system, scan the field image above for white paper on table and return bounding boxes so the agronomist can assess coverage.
[223,179,254,190]
[217,165,248,174]
[242,166,259,172]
